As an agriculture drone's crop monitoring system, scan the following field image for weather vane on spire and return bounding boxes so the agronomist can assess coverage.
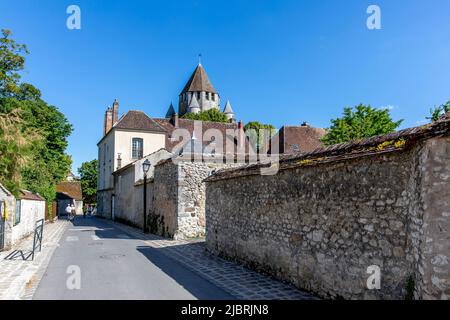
[198,53,202,65]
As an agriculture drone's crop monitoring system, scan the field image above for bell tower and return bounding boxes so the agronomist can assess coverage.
[178,63,220,116]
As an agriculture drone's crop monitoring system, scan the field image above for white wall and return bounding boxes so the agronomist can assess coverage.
[113,129,166,168]
[98,132,115,191]
[97,129,166,193]
[11,199,45,245]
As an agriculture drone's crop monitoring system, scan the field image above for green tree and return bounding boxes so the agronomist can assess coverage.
[428,101,450,122]
[321,104,403,146]
[0,29,28,97]
[0,108,42,195]
[78,159,98,204]
[244,121,276,153]
[182,108,229,123]
[0,29,73,201]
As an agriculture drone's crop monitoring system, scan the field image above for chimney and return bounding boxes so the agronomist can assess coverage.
[104,107,113,135]
[112,99,119,126]
[171,112,179,127]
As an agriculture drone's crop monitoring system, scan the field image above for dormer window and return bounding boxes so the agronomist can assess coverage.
[132,138,143,159]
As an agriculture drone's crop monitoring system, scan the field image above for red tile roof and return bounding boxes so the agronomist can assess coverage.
[56,181,83,201]
[19,190,45,201]
[114,111,167,133]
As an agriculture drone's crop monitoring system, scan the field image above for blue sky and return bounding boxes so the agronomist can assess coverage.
[1,0,450,172]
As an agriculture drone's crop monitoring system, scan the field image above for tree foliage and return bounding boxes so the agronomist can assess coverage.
[244,121,276,153]
[0,29,72,200]
[0,29,28,97]
[181,108,229,123]
[78,159,98,204]
[321,104,403,146]
[0,108,42,195]
[428,101,450,122]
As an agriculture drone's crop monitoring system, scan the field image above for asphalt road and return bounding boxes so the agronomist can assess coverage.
[33,216,234,300]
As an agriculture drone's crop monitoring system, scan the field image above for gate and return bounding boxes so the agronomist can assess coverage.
[0,201,5,251]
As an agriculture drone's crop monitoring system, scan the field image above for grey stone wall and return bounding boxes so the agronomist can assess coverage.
[96,189,113,219]
[150,160,178,238]
[151,159,241,240]
[416,137,450,299]
[205,138,450,300]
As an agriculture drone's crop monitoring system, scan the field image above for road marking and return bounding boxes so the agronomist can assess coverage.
[66,236,79,242]
[117,234,130,239]
[91,235,101,241]
[68,228,112,232]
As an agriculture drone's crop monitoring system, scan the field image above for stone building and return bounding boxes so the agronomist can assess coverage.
[97,62,325,239]
[204,116,450,300]
[56,180,83,216]
[177,63,224,117]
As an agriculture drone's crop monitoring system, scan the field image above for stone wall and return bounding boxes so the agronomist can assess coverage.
[150,159,242,240]
[205,137,450,300]
[416,137,450,299]
[150,160,178,237]
[96,189,113,219]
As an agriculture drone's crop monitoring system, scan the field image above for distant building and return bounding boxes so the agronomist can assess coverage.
[270,122,327,154]
[56,181,83,216]
[66,172,80,182]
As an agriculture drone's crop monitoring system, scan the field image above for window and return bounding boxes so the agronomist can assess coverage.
[14,200,21,226]
[132,138,144,159]
[212,94,215,101]
[197,92,201,100]
[206,92,210,100]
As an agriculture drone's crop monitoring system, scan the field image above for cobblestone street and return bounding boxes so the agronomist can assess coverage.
[109,220,316,300]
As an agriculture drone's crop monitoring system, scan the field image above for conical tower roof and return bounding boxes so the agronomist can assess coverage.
[165,102,176,118]
[181,64,217,94]
[189,93,200,111]
[223,100,234,114]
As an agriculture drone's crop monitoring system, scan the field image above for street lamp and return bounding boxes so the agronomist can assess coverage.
[142,159,151,233]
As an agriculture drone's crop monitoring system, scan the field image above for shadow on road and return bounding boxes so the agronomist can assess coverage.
[64,216,234,299]
[136,245,236,300]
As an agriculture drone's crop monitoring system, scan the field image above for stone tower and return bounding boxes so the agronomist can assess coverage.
[178,64,220,116]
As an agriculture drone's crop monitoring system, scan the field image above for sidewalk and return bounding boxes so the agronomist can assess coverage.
[107,219,317,300]
[0,219,68,300]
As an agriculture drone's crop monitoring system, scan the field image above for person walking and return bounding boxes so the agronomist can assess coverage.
[70,203,76,221]
[65,203,72,220]
[87,204,93,217]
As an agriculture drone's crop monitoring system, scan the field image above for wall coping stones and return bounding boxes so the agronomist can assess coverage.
[205,118,450,182]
